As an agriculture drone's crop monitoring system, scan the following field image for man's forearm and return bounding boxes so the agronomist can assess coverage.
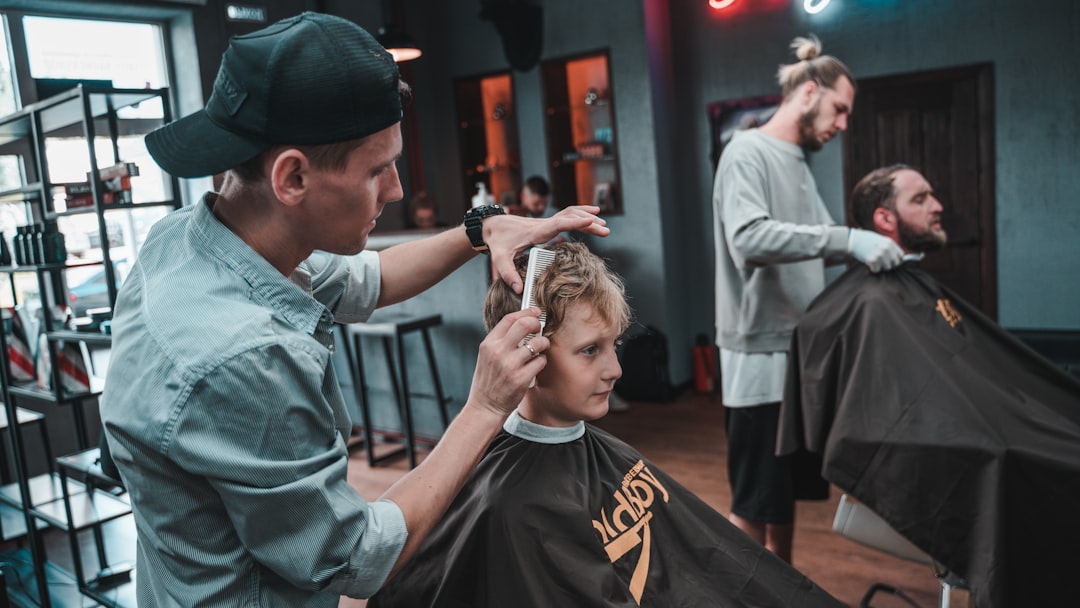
[376,226,475,307]
[376,308,548,582]
[379,402,506,578]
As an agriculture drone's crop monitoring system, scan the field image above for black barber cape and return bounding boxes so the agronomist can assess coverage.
[370,414,841,607]
[779,262,1080,608]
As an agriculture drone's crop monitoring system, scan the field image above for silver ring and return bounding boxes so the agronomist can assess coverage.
[524,343,537,357]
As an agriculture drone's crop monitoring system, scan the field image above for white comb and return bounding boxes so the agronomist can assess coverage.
[520,247,556,342]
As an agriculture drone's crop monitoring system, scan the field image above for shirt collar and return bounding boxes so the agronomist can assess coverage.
[190,194,330,337]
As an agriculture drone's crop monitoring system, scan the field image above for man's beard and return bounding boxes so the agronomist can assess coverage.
[797,104,824,152]
[898,217,948,252]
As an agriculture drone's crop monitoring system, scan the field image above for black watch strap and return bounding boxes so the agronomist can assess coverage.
[463,204,506,253]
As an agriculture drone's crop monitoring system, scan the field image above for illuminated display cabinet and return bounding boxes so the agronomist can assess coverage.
[454,71,522,213]
[542,50,621,214]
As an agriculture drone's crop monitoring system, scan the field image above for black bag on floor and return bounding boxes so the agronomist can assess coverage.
[615,325,673,402]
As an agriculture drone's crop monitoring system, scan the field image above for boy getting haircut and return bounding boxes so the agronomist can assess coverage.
[371,243,841,608]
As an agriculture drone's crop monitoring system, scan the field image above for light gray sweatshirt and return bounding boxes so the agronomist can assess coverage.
[712,129,849,352]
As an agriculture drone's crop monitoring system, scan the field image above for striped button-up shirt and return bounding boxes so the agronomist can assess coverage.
[101,195,406,606]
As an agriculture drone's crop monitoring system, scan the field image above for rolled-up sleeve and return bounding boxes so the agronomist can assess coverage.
[171,339,406,599]
[296,251,382,324]
[346,498,407,596]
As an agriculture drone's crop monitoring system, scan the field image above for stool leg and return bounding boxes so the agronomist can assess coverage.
[389,335,417,469]
[420,328,450,430]
[351,333,378,468]
[337,326,369,458]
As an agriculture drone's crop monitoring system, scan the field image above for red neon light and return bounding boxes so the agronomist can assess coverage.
[709,0,789,16]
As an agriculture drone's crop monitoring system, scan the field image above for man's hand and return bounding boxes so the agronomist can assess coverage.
[848,228,905,273]
[465,308,550,417]
[483,206,609,293]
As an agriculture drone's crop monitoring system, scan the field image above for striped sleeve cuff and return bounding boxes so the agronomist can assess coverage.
[344,497,408,598]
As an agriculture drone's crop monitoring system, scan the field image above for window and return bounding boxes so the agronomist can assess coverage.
[0,10,174,308]
[0,19,21,193]
[22,14,170,213]
[23,16,167,89]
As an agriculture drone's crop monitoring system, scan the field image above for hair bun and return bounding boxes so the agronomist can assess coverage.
[791,34,822,61]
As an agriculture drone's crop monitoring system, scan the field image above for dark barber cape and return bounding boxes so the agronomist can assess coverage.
[370,420,841,607]
[779,261,1080,608]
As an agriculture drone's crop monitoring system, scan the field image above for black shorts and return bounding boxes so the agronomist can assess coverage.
[724,403,794,524]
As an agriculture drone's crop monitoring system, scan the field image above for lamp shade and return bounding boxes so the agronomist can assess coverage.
[376,24,422,62]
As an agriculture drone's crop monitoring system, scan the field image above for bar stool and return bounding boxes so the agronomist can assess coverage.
[338,312,451,469]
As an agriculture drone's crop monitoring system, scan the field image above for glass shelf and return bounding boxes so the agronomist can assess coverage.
[0,113,35,148]
[32,484,130,532]
[545,100,612,114]
[32,87,168,135]
[46,330,112,346]
[554,155,617,165]
[8,378,105,405]
[541,50,621,213]
[0,258,109,274]
[454,71,521,212]
[48,198,181,219]
[459,116,516,129]
[0,473,85,510]
[0,502,50,542]
[0,184,43,204]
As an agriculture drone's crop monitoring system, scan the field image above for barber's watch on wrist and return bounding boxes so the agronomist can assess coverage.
[463,204,506,254]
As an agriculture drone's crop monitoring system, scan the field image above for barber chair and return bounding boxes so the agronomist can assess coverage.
[832,494,968,608]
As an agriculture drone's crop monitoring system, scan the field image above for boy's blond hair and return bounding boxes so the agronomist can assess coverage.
[483,242,630,338]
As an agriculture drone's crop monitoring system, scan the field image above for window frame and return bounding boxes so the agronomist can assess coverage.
[0,2,206,205]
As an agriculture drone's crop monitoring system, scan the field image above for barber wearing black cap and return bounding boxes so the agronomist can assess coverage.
[99,12,608,606]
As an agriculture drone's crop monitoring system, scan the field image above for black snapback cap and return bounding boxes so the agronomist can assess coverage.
[146,12,402,178]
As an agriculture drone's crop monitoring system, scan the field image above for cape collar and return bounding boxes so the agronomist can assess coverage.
[503,410,586,444]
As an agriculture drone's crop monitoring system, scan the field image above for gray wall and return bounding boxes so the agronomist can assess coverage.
[90,0,1079,394]
[392,0,1080,389]
[334,0,689,430]
[668,0,1080,340]
[402,0,694,382]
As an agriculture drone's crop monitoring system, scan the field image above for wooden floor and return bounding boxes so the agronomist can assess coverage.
[341,389,950,608]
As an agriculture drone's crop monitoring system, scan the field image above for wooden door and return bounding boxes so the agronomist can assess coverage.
[844,64,997,319]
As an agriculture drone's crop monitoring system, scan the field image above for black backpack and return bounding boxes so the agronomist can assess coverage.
[615,325,673,402]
